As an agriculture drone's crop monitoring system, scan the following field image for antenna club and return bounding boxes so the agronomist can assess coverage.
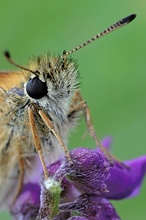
[63,50,67,55]
[123,14,137,24]
[4,51,11,59]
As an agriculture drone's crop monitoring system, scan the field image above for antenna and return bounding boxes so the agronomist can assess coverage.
[4,51,38,74]
[63,14,136,56]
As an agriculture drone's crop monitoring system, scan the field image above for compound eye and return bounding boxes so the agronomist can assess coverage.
[26,77,47,99]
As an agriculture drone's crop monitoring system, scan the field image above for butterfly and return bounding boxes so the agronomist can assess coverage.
[0,14,136,207]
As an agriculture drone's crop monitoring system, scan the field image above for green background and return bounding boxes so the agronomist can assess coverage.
[0,0,145,219]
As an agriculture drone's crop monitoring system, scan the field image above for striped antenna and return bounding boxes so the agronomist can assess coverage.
[63,14,136,56]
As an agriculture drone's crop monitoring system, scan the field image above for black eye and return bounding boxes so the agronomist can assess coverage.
[26,77,48,99]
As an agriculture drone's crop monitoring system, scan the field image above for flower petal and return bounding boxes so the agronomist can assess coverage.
[55,148,112,195]
[103,155,146,199]
[101,136,112,150]
[67,217,88,220]
[59,194,120,220]
[11,183,40,219]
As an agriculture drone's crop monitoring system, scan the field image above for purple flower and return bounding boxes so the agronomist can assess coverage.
[10,138,146,220]
[11,183,40,219]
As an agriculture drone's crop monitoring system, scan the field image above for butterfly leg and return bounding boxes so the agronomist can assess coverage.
[69,90,113,164]
[38,110,72,165]
[28,107,49,179]
[12,155,25,203]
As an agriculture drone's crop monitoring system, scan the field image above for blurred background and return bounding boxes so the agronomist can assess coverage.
[0,0,145,219]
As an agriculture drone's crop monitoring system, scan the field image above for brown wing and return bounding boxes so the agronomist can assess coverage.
[0,82,25,205]
[0,71,25,90]
[0,86,19,204]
